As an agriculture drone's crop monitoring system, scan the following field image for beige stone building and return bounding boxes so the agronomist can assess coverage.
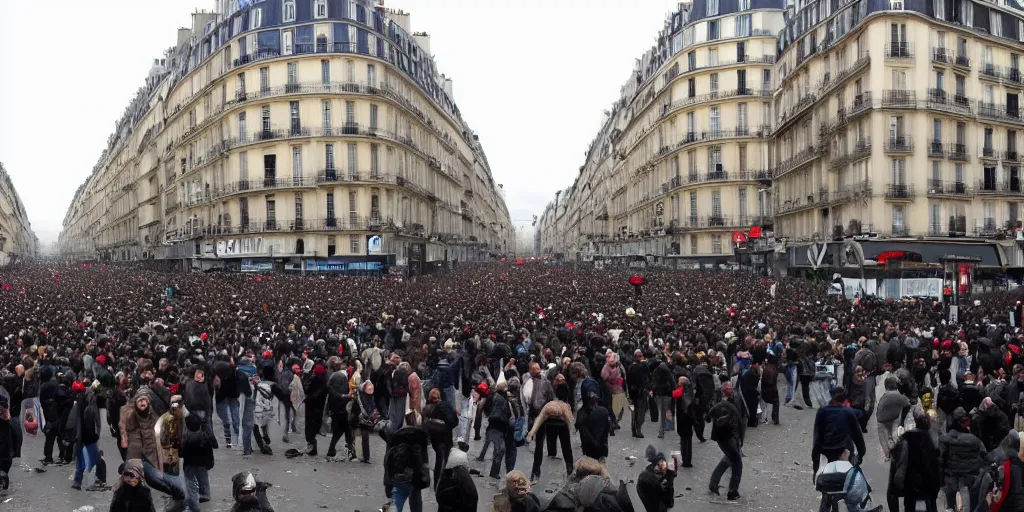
[539,0,784,263]
[772,0,1024,270]
[0,163,37,267]
[59,1,513,272]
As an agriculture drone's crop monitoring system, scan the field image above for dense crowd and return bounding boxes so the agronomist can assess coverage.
[0,260,1023,511]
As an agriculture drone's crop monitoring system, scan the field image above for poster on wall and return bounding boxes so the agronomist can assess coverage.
[367,235,383,255]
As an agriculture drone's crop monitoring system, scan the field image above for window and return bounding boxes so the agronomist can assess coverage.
[932,160,941,183]
[707,0,719,16]
[962,0,973,27]
[266,198,276,224]
[259,66,269,93]
[345,100,355,125]
[369,104,378,129]
[237,72,246,96]
[708,20,720,41]
[328,235,336,256]
[738,103,748,130]
[710,73,719,95]
[295,193,303,224]
[710,106,721,133]
[349,190,358,222]
[935,0,945,20]
[292,146,302,179]
[289,101,301,133]
[688,51,696,71]
[737,69,747,91]
[736,14,752,37]
[710,147,723,175]
[739,0,750,10]
[283,30,293,55]
[283,0,295,22]
[347,143,357,178]
[891,158,906,184]
[261,105,270,132]
[738,144,748,172]
[240,198,249,226]
[955,75,966,97]
[327,192,335,219]
[892,206,905,232]
[985,127,994,151]
[321,59,330,84]
[367,64,376,87]
[325,144,335,171]
[689,192,697,222]
[250,7,262,30]
[935,70,944,91]
[287,62,298,85]
[712,235,723,254]
[933,118,942,141]
[239,151,249,180]
[738,188,748,220]
[992,12,1002,37]
[315,0,328,18]
[238,112,247,139]
[322,100,331,130]
[350,235,360,253]
[687,78,696,98]
[346,59,355,82]
[708,47,718,66]
[1020,20,1024,43]
[690,235,698,254]
[370,143,379,177]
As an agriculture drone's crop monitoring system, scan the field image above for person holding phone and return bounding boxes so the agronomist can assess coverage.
[636,445,677,512]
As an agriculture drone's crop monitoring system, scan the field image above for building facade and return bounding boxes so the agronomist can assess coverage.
[538,0,785,264]
[0,163,37,267]
[59,0,514,272]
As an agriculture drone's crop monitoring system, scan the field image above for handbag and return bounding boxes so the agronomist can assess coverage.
[815,471,848,494]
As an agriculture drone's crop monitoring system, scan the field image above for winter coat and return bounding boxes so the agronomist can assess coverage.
[626,360,651,400]
[760,362,780,402]
[485,391,512,433]
[890,429,941,498]
[651,363,674,397]
[546,475,629,512]
[383,426,429,490]
[122,389,161,467]
[972,405,1011,451]
[636,464,675,512]
[436,450,478,512]
[576,403,611,460]
[109,484,157,512]
[938,429,987,476]
[708,399,742,442]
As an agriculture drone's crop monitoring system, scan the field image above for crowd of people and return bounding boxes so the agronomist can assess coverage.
[0,260,1023,511]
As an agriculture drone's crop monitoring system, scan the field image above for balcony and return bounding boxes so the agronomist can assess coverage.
[679,216,752,230]
[891,225,909,237]
[881,89,916,108]
[774,145,819,177]
[850,138,872,162]
[953,53,971,70]
[927,140,944,157]
[976,179,1024,195]
[946,143,969,161]
[849,91,872,117]
[885,135,913,153]
[232,49,282,68]
[931,47,952,65]
[213,176,318,200]
[926,89,972,114]
[974,219,998,237]
[980,63,1003,81]
[884,183,915,201]
[981,146,1002,161]
[885,41,913,60]
[977,102,1022,124]
[927,180,970,197]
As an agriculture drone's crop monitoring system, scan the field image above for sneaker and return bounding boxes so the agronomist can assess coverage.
[225,443,233,449]
[727,491,741,501]
[71,481,82,491]
[708,486,720,496]
[326,449,337,458]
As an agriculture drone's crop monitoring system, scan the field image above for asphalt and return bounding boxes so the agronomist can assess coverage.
[4,394,902,512]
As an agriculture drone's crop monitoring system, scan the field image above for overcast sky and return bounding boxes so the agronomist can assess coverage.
[0,0,679,245]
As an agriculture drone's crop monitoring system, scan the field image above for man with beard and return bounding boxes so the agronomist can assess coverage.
[120,387,186,510]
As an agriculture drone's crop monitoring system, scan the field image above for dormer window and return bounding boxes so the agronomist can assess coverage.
[283,0,295,22]
[315,0,328,18]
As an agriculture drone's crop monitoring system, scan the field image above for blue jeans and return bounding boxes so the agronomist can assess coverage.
[241,397,256,455]
[141,458,185,500]
[709,437,743,493]
[391,482,423,512]
[389,397,406,429]
[785,365,798,403]
[216,399,240,444]
[183,465,210,512]
[73,443,105,485]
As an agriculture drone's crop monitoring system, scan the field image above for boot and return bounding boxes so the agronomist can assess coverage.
[71,480,82,490]
[306,441,318,457]
[254,426,271,455]
[726,490,741,501]
[326,444,337,458]
[0,471,9,490]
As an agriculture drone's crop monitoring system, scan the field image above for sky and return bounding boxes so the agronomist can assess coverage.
[0,0,680,245]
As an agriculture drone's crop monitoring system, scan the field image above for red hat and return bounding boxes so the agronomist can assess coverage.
[96,355,107,365]
[262,351,273,359]
[201,332,208,341]
[313,364,326,375]
[475,381,490,397]
[71,381,86,393]
[933,338,940,349]
[291,364,302,375]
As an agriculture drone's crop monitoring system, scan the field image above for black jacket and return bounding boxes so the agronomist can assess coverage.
[891,429,941,498]
[972,406,1011,451]
[707,399,742,442]
[938,429,987,476]
[383,426,429,491]
[109,485,157,512]
[435,465,478,512]
[651,362,674,397]
[485,392,512,433]
[812,405,866,459]
[636,464,676,512]
[625,360,651,400]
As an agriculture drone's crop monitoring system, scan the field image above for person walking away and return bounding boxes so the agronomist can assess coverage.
[0,394,21,491]
[39,366,66,465]
[423,388,459,486]
[235,358,259,457]
[120,387,186,510]
[673,375,698,467]
[938,407,986,512]
[627,350,652,438]
[481,382,514,480]
[762,349,782,425]
[303,364,328,456]
[182,367,214,443]
[109,459,157,512]
[325,364,354,459]
[739,363,761,428]
[601,352,627,433]
[652,357,674,439]
[213,356,241,449]
[812,387,867,475]
[383,415,430,512]
[707,381,744,501]
[435,443,478,512]
[636,445,677,512]
[70,381,108,491]
[253,366,288,456]
[575,392,610,461]
[876,377,910,459]
[525,377,575,482]
[887,408,940,512]
[180,414,214,511]
[848,366,872,433]
[390,361,411,431]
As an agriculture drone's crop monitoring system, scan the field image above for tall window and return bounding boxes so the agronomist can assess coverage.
[892,206,905,232]
[933,118,942,142]
[292,146,302,180]
[736,14,752,37]
[314,0,328,18]
[992,12,1002,37]
[238,112,247,140]
[346,59,355,82]
[287,62,298,85]
[349,190,358,223]
[709,146,723,173]
[327,192,335,220]
[295,193,304,227]
[963,1,973,27]
[327,235,336,256]
[711,190,722,217]
[237,72,246,96]
[367,64,376,87]
[250,7,262,30]
[347,143,358,179]
[325,144,335,171]
[707,0,719,16]
[260,67,269,93]
[710,73,719,95]
[283,0,295,22]
[891,158,906,184]
[710,106,721,133]
[289,101,301,133]
[688,51,696,70]
[739,0,750,9]
[738,188,748,220]
[737,103,748,131]
[266,198,276,225]
[708,20,720,40]
[322,100,331,130]
[689,192,697,223]
[690,235,698,254]
[738,144,748,172]
[712,235,723,254]
[240,198,249,226]
[239,151,249,181]
[370,144,380,177]
[369,104,378,130]
[350,235,360,253]
[321,59,330,85]
[261,105,270,133]
[935,0,945,20]
[345,101,355,125]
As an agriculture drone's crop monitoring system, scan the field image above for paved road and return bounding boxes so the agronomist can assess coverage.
[4,394,909,512]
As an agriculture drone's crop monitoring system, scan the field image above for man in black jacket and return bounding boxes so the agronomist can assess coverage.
[626,350,652,438]
[652,357,674,439]
[70,384,107,491]
[811,387,866,475]
[213,356,240,449]
[39,366,66,465]
[707,381,743,501]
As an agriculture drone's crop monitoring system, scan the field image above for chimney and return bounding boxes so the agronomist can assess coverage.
[442,76,453,98]
[177,28,193,48]
[192,10,219,36]
[385,10,412,33]
[412,32,431,55]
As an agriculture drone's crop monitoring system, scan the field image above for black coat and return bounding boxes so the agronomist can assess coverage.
[109,485,157,512]
[938,429,987,476]
[435,466,478,512]
[636,464,676,512]
[891,429,941,498]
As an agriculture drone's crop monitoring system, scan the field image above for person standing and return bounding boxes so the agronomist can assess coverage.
[235,357,258,457]
[707,381,743,501]
[875,376,910,458]
[383,415,430,512]
[326,361,355,460]
[120,388,186,509]
[303,364,328,456]
[108,460,157,512]
[652,356,674,439]
[155,395,185,477]
[0,394,21,491]
[636,446,677,512]
[213,355,240,449]
[761,348,781,425]
[575,392,610,461]
[435,443,478,512]
[739,363,761,428]
[938,408,986,512]
[601,352,626,433]
[811,387,867,475]
[626,350,652,438]
[70,381,108,491]
[482,382,513,480]
[887,409,940,512]
[423,388,459,487]
[673,375,697,468]
[180,414,214,511]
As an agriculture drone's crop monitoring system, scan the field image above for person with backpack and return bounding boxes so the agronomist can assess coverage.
[252,365,288,456]
[887,408,940,512]
[383,414,430,512]
[939,407,987,512]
